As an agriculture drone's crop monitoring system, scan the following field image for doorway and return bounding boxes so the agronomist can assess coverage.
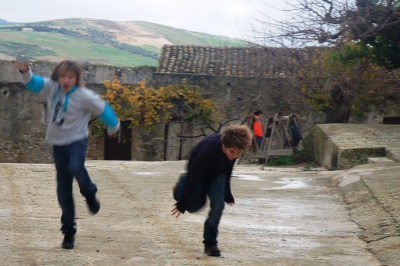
[104,121,132,160]
[164,122,193,161]
[383,117,400,124]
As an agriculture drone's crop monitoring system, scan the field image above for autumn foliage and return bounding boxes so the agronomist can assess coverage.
[90,77,217,136]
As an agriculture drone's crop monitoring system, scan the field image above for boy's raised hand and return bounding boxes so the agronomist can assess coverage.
[15,62,29,73]
[107,120,120,137]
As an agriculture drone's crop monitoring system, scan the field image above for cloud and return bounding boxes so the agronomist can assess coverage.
[0,0,288,39]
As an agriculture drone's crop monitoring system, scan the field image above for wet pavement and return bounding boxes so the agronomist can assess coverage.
[0,161,382,265]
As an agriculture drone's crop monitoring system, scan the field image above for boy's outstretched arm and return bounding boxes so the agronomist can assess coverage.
[98,103,120,137]
[16,62,45,93]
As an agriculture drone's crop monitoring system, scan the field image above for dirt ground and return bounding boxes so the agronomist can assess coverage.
[0,161,380,266]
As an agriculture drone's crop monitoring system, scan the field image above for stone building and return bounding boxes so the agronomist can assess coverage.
[0,61,157,163]
[153,46,325,131]
[1,45,399,163]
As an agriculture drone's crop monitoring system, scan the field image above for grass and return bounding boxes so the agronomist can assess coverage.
[0,31,158,67]
[267,155,296,166]
[188,32,250,47]
[136,21,249,47]
[0,19,253,67]
[266,149,311,166]
[0,41,57,57]
[141,45,161,54]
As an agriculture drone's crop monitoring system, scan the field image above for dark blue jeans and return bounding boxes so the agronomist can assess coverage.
[175,174,226,246]
[255,136,263,149]
[53,139,97,230]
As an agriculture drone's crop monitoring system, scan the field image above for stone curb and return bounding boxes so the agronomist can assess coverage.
[334,161,400,265]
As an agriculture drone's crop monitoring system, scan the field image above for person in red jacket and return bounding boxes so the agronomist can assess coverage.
[171,124,252,256]
[253,110,263,149]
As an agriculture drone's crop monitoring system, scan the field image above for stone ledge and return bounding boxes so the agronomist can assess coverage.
[305,124,400,169]
[334,163,400,266]
[368,157,397,164]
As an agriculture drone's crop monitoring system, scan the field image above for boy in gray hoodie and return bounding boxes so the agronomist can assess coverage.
[17,60,120,249]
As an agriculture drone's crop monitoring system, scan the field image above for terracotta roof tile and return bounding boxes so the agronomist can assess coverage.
[157,45,301,77]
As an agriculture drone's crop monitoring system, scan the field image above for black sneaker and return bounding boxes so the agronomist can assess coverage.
[85,194,100,215]
[61,227,76,249]
[204,245,221,256]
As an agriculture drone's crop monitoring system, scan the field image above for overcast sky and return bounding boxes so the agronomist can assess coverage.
[1,0,293,40]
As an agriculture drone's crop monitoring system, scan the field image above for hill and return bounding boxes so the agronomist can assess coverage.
[0,18,17,25]
[0,18,250,67]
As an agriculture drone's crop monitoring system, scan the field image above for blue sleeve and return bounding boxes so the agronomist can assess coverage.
[25,74,45,93]
[99,103,118,128]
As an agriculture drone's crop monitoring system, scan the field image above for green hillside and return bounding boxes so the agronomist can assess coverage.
[135,21,249,47]
[0,18,250,67]
[0,31,156,66]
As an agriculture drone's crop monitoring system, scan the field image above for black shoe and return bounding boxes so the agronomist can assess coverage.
[85,194,100,214]
[61,227,76,249]
[204,245,221,256]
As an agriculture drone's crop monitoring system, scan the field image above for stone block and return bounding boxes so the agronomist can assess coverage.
[304,124,338,169]
[338,147,386,170]
[367,157,397,164]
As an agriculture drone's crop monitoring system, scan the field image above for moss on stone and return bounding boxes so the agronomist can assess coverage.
[338,148,386,170]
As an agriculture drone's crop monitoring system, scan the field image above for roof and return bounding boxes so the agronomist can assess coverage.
[157,45,297,77]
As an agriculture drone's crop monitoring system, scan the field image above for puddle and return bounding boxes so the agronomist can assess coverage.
[236,198,339,226]
[132,172,165,176]
[233,175,262,181]
[262,178,309,190]
[0,209,12,216]
[187,214,297,232]
[223,220,297,231]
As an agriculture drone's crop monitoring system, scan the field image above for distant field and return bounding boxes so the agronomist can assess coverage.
[0,18,252,67]
[136,21,250,47]
[188,31,248,47]
[0,31,158,67]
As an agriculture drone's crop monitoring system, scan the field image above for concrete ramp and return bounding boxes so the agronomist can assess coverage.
[304,124,400,169]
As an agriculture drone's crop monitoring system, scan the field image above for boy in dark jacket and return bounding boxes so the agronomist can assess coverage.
[171,124,252,256]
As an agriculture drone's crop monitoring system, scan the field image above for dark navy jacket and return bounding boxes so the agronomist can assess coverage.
[176,133,235,213]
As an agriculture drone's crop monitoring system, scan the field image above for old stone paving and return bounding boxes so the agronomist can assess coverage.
[2,159,399,266]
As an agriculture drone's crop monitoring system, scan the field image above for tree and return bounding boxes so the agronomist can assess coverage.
[178,89,263,138]
[291,44,399,123]
[254,0,400,69]
[89,77,217,137]
[250,0,400,122]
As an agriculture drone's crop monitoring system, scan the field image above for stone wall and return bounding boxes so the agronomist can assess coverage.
[0,60,157,163]
[0,81,53,163]
[2,60,400,163]
[153,73,326,133]
[152,73,400,129]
